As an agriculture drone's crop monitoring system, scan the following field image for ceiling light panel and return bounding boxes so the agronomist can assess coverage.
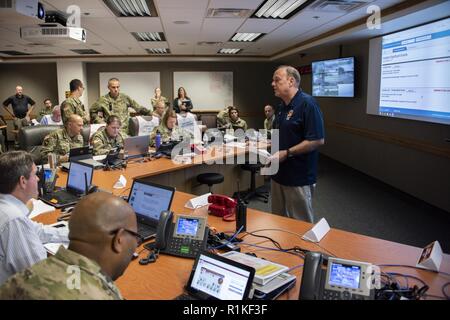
[132,32,165,41]
[218,48,241,54]
[103,0,157,17]
[231,32,264,42]
[253,0,313,19]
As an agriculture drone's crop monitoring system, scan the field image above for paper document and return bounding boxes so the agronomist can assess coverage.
[28,199,55,219]
[44,243,68,255]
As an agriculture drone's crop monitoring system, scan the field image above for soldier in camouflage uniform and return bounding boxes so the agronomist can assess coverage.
[149,108,192,147]
[61,79,89,125]
[0,192,140,300]
[216,106,232,130]
[90,78,151,136]
[40,114,84,164]
[150,87,166,110]
[222,106,248,131]
[37,98,54,122]
[91,115,124,156]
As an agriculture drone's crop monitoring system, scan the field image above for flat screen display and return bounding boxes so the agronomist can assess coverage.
[312,57,355,97]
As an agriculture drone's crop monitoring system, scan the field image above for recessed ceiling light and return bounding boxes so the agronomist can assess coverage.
[146,48,170,54]
[231,33,264,42]
[218,48,242,55]
[173,20,189,25]
[253,0,313,19]
[103,0,157,17]
[132,32,165,42]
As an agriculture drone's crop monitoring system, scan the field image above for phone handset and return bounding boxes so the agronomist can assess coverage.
[299,251,324,300]
[155,210,173,250]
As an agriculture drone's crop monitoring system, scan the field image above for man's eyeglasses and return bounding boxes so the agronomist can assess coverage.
[110,228,144,246]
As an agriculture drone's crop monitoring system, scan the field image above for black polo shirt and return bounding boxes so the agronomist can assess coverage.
[3,94,35,118]
[272,90,324,187]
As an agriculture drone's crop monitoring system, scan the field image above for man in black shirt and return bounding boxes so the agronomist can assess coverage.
[3,85,36,132]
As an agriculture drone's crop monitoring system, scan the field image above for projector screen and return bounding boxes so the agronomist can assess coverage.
[367,18,450,125]
[312,57,355,97]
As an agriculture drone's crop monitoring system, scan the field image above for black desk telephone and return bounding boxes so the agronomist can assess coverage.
[299,252,377,300]
[144,211,209,259]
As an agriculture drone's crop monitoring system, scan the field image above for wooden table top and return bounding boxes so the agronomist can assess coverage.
[34,147,449,300]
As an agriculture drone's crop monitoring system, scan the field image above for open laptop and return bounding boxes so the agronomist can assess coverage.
[175,251,255,300]
[127,179,175,240]
[124,135,150,159]
[61,146,104,170]
[40,161,94,208]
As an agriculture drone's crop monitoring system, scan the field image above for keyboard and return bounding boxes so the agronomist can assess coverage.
[137,224,156,239]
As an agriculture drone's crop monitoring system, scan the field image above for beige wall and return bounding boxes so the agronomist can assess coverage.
[86,61,278,130]
[279,40,450,212]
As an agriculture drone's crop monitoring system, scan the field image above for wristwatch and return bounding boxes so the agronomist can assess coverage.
[286,148,293,158]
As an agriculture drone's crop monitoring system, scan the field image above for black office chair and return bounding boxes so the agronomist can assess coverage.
[237,163,269,204]
[18,125,61,164]
[197,173,224,194]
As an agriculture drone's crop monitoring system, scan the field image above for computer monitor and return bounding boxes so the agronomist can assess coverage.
[128,179,175,223]
[67,161,94,194]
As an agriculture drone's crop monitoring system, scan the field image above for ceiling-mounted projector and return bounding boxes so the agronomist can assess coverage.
[20,24,86,44]
[0,0,45,24]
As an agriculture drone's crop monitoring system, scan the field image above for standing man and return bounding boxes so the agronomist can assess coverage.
[61,79,89,125]
[0,192,140,299]
[40,114,84,164]
[91,115,125,156]
[2,85,35,138]
[37,98,54,122]
[264,104,275,131]
[90,78,151,136]
[269,65,325,223]
[0,151,68,285]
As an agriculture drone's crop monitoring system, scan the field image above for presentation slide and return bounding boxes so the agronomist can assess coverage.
[312,57,354,97]
[368,18,450,125]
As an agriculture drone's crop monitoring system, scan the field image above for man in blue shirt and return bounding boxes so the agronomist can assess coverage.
[269,66,325,223]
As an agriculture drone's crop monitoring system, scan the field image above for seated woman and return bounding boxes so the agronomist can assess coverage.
[219,106,247,132]
[91,115,124,156]
[173,87,193,113]
[149,108,192,147]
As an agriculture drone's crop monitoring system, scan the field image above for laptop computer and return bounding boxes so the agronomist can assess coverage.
[40,161,94,208]
[61,146,104,170]
[124,135,150,159]
[175,251,255,300]
[127,179,175,240]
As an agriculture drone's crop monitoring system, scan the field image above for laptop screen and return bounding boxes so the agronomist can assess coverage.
[67,161,93,194]
[188,253,254,300]
[128,180,174,221]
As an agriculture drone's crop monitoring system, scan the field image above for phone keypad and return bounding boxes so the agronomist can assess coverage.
[322,289,367,300]
[167,237,204,258]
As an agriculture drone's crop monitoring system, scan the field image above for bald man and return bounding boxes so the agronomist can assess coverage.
[0,192,141,299]
[40,114,84,164]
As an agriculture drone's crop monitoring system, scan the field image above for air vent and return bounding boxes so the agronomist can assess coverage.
[132,32,165,42]
[0,0,13,9]
[0,50,30,56]
[41,27,68,36]
[197,41,223,46]
[308,0,371,13]
[71,49,100,54]
[103,0,157,17]
[146,48,170,54]
[207,8,253,18]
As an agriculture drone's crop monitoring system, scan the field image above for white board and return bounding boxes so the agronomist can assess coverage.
[99,72,160,110]
[173,71,233,110]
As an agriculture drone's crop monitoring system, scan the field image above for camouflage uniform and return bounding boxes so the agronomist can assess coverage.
[229,118,248,131]
[40,127,84,162]
[150,96,167,110]
[0,246,123,300]
[216,108,230,128]
[61,96,89,125]
[91,127,124,156]
[37,106,53,122]
[149,124,192,147]
[264,115,275,131]
[90,93,151,136]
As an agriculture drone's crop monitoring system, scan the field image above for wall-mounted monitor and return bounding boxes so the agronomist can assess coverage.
[312,57,355,98]
[367,17,450,125]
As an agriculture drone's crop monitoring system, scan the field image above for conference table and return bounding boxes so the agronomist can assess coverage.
[34,143,450,300]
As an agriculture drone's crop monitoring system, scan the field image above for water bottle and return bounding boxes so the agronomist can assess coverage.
[155,131,161,150]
